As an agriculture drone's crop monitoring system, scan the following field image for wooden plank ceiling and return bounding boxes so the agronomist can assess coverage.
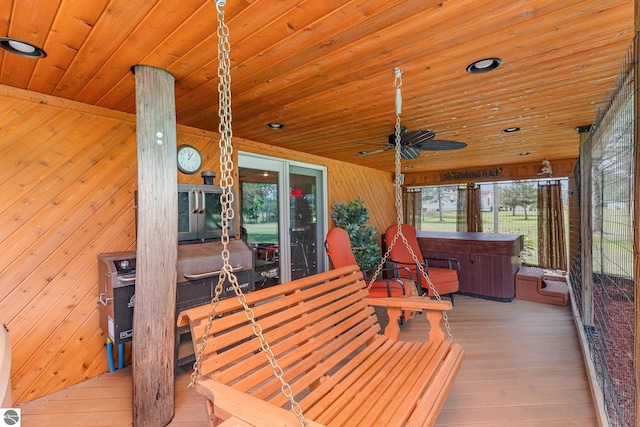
[0,0,634,174]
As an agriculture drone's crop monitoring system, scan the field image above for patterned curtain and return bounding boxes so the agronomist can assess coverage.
[456,184,483,232]
[537,181,567,270]
[402,189,421,228]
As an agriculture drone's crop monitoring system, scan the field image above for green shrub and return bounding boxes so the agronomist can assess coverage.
[331,198,382,270]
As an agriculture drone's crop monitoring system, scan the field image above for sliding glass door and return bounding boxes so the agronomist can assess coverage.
[239,153,327,286]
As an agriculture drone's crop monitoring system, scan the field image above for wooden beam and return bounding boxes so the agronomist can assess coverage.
[579,128,593,329]
[132,65,178,426]
[634,1,640,423]
[402,158,576,187]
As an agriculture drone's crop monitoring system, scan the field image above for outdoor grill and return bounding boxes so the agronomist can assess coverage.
[98,251,136,345]
[98,239,254,365]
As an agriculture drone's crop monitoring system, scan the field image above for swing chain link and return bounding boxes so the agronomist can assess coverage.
[190,4,310,426]
[365,69,453,341]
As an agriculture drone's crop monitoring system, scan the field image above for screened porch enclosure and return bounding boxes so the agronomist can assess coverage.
[411,179,570,267]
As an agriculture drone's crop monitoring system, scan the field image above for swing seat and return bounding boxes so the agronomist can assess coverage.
[178,265,463,427]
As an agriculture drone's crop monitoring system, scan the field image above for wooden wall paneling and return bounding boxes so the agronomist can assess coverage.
[13,288,106,403]
[9,187,136,363]
[1,113,137,404]
[0,125,136,309]
[38,316,106,397]
[11,215,136,404]
[19,307,105,402]
[0,115,132,251]
[0,111,128,227]
[7,195,136,388]
[0,105,79,187]
[322,160,396,238]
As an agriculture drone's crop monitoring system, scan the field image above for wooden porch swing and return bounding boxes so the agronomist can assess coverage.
[178,2,463,426]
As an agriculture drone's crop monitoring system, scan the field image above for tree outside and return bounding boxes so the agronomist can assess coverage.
[499,181,537,219]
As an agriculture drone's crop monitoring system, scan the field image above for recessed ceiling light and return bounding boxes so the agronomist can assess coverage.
[267,123,284,129]
[0,37,46,58]
[502,127,521,133]
[466,57,502,74]
[517,152,531,156]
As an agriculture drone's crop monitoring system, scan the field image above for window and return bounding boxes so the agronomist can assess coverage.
[415,178,569,266]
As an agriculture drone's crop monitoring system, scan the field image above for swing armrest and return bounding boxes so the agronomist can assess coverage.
[195,378,326,427]
[367,296,452,341]
[384,260,416,280]
[362,269,410,296]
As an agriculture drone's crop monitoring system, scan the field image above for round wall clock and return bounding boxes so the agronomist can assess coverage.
[176,144,203,174]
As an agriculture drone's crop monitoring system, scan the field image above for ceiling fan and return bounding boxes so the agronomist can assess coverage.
[355,127,467,159]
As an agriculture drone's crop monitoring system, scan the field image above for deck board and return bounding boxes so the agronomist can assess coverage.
[18,295,596,426]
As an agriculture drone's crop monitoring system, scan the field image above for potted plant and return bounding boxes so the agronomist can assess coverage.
[331,198,382,271]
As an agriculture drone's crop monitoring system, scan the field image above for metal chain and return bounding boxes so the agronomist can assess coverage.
[190,3,309,426]
[365,68,453,341]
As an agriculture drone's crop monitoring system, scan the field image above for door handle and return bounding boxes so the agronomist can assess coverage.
[191,188,199,213]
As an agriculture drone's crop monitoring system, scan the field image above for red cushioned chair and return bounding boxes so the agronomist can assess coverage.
[325,227,414,323]
[385,224,460,305]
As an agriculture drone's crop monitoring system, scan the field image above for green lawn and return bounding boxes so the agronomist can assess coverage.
[243,221,278,244]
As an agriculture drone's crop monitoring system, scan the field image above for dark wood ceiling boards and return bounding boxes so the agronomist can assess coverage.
[0,0,634,174]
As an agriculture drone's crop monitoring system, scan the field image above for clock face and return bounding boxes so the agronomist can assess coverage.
[177,145,202,174]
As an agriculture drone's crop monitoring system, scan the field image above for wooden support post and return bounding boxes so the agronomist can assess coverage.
[579,129,593,328]
[132,65,178,426]
[633,1,640,422]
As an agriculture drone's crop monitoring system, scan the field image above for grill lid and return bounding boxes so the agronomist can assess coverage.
[177,240,253,283]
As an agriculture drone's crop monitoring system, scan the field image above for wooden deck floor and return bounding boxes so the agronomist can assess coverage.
[18,295,597,426]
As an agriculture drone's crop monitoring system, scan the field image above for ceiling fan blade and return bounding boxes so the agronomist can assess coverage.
[352,141,392,147]
[355,147,392,157]
[387,129,434,147]
[401,129,436,147]
[401,147,421,159]
[418,139,467,151]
